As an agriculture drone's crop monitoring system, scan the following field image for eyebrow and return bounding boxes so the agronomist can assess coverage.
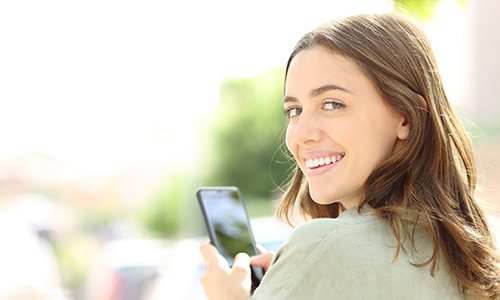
[283,84,354,104]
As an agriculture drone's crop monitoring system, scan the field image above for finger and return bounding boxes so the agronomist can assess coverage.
[250,251,274,272]
[250,253,264,265]
[256,244,268,255]
[200,240,221,264]
[250,252,272,265]
[234,252,250,267]
[232,252,251,278]
[200,240,231,273]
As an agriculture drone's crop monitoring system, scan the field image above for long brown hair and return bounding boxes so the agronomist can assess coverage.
[276,12,500,299]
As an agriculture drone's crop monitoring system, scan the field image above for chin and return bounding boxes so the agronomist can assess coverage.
[309,191,337,206]
[309,188,361,209]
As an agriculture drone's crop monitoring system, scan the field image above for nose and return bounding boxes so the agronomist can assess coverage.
[290,112,322,146]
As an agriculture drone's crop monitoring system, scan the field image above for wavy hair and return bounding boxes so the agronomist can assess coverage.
[276,12,500,299]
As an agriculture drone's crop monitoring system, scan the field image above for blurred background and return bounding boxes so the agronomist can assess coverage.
[0,0,499,299]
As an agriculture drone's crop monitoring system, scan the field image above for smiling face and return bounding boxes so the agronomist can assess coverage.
[284,45,409,209]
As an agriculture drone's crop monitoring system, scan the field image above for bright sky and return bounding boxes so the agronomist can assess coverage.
[0,0,465,173]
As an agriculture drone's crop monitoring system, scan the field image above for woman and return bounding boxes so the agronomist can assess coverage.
[200,12,500,299]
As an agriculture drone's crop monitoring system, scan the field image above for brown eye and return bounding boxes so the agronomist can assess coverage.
[322,100,345,110]
[286,107,302,118]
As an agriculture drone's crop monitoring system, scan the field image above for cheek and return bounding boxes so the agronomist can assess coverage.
[335,115,396,166]
[356,119,399,164]
[285,124,298,157]
[369,117,401,154]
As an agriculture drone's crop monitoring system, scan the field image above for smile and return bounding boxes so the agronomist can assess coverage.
[306,155,343,169]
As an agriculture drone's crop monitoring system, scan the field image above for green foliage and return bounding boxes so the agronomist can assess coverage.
[394,0,442,20]
[137,175,184,237]
[204,67,292,201]
[393,0,468,21]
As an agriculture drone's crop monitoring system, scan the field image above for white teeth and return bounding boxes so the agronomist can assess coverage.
[305,155,343,169]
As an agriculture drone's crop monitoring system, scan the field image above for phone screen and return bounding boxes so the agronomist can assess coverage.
[197,187,264,290]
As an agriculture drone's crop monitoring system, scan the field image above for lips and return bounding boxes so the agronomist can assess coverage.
[305,154,343,169]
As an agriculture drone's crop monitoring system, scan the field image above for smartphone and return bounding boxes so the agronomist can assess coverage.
[197,187,264,291]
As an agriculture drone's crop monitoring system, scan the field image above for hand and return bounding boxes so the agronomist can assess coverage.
[199,240,251,300]
[250,244,274,272]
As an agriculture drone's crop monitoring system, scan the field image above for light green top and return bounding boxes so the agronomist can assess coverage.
[252,206,466,299]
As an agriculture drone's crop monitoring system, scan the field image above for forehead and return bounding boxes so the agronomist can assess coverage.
[285,45,370,96]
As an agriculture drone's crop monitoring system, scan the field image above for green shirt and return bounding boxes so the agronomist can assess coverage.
[252,206,465,299]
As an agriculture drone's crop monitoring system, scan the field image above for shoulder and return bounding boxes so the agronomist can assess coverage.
[283,207,387,249]
[268,207,392,278]
[253,209,465,299]
[254,210,394,298]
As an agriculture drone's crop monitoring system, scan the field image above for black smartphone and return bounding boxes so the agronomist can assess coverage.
[197,187,264,292]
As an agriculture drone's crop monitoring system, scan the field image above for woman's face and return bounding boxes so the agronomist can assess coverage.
[284,45,408,209]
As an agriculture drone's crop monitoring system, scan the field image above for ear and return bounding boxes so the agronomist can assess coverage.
[394,114,410,152]
[397,113,410,141]
[417,94,428,111]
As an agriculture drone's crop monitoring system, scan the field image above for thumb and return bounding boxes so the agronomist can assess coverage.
[232,252,251,278]
[233,252,250,268]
